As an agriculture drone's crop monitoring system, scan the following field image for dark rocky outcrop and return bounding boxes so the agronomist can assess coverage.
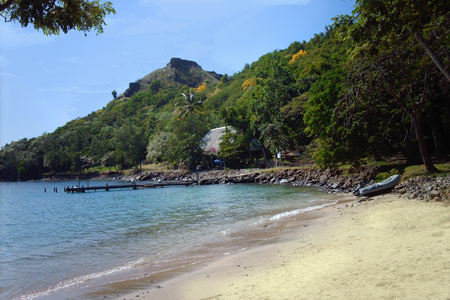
[123,82,141,98]
[120,58,222,98]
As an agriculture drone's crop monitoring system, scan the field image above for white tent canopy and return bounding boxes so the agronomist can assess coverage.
[201,126,235,154]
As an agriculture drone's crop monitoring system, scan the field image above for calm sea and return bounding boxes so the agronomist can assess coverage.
[0,180,337,299]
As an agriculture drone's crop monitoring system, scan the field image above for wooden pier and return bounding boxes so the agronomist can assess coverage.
[64,181,195,193]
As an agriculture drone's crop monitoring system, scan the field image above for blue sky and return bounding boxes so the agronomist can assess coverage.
[0,0,355,147]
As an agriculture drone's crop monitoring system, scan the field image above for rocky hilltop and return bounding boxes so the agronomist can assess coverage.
[121,58,222,98]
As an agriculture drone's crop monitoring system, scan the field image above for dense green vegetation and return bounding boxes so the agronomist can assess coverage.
[1,0,449,180]
[0,0,115,35]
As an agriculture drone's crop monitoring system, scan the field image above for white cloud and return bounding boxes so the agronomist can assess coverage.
[114,15,189,36]
[0,23,53,49]
[137,0,234,22]
[135,0,311,26]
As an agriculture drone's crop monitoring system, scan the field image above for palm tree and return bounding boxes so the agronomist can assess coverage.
[175,90,205,134]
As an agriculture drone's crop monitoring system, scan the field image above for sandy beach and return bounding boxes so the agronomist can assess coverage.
[117,194,450,300]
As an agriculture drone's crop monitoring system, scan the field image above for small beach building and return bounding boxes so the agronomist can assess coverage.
[201,126,236,154]
[201,126,235,169]
[201,126,268,169]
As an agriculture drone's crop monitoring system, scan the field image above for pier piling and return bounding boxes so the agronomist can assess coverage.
[64,181,195,193]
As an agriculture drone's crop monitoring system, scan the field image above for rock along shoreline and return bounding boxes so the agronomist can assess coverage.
[88,168,449,202]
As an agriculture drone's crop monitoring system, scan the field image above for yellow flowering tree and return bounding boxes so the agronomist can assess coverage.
[242,78,256,91]
[289,49,307,63]
[195,82,207,92]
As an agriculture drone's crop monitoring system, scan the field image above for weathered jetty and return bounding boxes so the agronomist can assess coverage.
[64,181,195,193]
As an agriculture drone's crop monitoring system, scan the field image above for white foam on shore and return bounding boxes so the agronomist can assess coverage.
[15,200,337,299]
[16,257,145,300]
[270,201,338,222]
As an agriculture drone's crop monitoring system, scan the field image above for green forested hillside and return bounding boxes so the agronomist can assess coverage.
[1,0,449,180]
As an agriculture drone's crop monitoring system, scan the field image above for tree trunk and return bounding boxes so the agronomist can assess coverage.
[414,33,450,83]
[412,105,438,173]
[429,114,446,158]
[403,120,420,164]
[190,112,195,134]
[372,148,381,161]
[258,139,268,161]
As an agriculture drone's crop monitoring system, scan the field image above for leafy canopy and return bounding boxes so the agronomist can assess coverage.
[0,0,116,35]
[352,0,450,82]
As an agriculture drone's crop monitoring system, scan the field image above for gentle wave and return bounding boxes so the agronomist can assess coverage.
[3,182,333,300]
[270,201,338,221]
[16,257,145,300]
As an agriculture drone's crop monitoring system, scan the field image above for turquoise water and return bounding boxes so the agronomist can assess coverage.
[0,181,336,299]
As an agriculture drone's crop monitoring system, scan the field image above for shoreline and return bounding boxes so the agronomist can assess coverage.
[11,184,348,300]
[115,194,450,300]
[6,179,449,299]
[16,167,449,202]
[78,192,356,299]
[4,173,448,299]
[73,191,356,300]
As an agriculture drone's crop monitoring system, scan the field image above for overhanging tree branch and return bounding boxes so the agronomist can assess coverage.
[414,32,450,83]
[1,0,115,35]
[0,0,14,12]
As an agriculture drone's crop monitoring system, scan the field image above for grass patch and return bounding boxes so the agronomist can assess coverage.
[86,166,112,173]
[402,162,450,180]
[375,168,400,182]
[258,165,317,174]
[138,163,183,173]
[118,163,184,174]
[81,163,180,175]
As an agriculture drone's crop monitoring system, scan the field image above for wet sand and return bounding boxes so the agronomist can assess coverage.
[116,194,450,300]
